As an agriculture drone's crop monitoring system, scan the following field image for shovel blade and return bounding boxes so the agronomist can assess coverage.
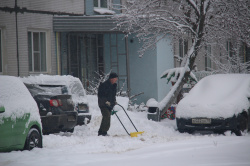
[130,131,144,137]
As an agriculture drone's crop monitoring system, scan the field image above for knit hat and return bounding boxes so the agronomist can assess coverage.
[109,72,118,79]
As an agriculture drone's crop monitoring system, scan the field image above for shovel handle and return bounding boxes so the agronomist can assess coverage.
[117,104,139,132]
[114,113,130,136]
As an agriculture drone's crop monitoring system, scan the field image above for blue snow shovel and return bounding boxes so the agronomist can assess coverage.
[113,103,144,137]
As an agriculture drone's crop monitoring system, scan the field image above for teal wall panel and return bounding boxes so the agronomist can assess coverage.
[156,36,174,101]
[85,0,94,15]
[128,35,158,104]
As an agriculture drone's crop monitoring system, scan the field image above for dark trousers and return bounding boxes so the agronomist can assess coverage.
[98,107,111,134]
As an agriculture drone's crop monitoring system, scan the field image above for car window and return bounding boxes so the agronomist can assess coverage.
[25,84,65,96]
[25,84,46,96]
[38,85,64,95]
[69,81,85,97]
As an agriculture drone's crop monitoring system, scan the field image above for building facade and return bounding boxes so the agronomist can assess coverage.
[0,0,174,104]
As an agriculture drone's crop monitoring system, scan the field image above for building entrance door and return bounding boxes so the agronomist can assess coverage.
[66,33,129,94]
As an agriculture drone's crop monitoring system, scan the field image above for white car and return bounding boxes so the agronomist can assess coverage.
[176,74,250,136]
[21,74,91,126]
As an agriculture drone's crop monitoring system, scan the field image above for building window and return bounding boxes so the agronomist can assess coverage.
[226,41,234,57]
[0,29,2,73]
[28,31,46,72]
[239,43,250,63]
[179,39,188,58]
[94,0,110,8]
[205,45,212,71]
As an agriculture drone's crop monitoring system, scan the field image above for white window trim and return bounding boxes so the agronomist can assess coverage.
[28,30,48,74]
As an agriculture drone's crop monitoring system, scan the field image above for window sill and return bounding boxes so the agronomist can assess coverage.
[94,7,115,15]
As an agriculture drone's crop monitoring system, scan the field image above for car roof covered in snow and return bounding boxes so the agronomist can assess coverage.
[0,75,41,124]
[21,74,88,104]
[176,74,250,119]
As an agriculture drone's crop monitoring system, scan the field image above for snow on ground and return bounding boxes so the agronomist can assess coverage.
[0,95,250,166]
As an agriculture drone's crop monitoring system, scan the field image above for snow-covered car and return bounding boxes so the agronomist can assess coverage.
[0,76,43,152]
[24,83,77,134]
[21,74,91,126]
[176,74,250,136]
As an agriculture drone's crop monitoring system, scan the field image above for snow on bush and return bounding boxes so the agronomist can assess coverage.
[176,74,250,118]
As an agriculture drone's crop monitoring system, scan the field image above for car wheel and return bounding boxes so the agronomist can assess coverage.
[178,129,192,134]
[67,128,74,133]
[234,113,248,136]
[24,128,42,150]
[178,129,185,133]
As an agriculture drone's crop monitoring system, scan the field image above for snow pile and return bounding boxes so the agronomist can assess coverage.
[21,74,88,105]
[146,98,158,107]
[176,74,250,118]
[0,76,41,125]
[0,84,250,166]
[94,8,116,15]
[42,95,181,153]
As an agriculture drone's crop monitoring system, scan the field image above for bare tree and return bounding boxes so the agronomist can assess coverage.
[210,40,250,74]
[114,0,250,117]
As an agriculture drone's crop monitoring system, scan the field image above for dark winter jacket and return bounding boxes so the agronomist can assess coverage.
[98,79,117,111]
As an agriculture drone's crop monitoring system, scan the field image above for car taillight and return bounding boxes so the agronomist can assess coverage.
[50,99,62,107]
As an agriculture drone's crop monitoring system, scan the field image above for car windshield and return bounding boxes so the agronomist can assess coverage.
[25,84,66,96]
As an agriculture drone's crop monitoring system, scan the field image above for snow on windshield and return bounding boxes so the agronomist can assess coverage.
[176,74,250,118]
[0,76,41,124]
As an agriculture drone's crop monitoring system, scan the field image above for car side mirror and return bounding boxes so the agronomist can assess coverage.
[0,106,5,113]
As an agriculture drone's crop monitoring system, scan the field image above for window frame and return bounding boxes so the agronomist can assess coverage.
[179,39,188,58]
[226,40,235,57]
[28,30,47,73]
[94,0,111,9]
[205,45,212,71]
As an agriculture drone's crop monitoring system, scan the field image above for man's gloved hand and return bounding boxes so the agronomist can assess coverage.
[105,101,111,107]
[111,110,118,115]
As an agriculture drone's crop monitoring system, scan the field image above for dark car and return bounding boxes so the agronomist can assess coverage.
[176,74,250,136]
[21,74,91,126]
[25,83,77,134]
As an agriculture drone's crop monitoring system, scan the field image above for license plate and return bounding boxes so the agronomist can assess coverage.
[68,116,76,122]
[192,118,211,124]
[79,105,87,110]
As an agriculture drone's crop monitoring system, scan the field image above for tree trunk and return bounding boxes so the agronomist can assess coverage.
[159,71,190,117]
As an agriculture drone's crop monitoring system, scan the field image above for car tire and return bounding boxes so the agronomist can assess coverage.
[178,129,185,133]
[67,128,74,133]
[24,128,42,150]
[234,113,248,136]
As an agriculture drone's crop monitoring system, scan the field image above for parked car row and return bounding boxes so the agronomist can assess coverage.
[0,75,92,152]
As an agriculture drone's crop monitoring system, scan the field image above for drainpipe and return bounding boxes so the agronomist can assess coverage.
[125,35,130,97]
[15,0,19,76]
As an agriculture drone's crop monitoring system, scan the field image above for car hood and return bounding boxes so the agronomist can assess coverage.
[176,74,250,119]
